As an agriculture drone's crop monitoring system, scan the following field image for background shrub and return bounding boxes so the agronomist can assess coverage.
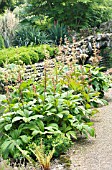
[0,45,58,66]
[0,35,5,49]
[47,23,69,45]
[13,25,52,47]
[0,10,19,48]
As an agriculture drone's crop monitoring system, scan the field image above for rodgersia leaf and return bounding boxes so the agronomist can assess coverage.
[4,124,12,131]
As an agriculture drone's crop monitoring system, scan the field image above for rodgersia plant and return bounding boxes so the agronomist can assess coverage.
[0,51,111,168]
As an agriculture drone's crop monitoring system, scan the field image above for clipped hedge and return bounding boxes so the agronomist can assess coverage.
[0,44,58,66]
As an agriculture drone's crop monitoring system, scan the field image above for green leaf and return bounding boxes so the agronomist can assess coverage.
[0,118,4,123]
[23,117,30,123]
[1,140,12,152]
[4,124,12,131]
[86,122,94,126]
[19,80,32,90]
[16,110,25,117]
[47,123,59,129]
[20,135,30,143]
[91,109,98,115]
[68,131,77,139]
[46,112,54,116]
[16,139,23,145]
[60,110,69,115]
[8,143,15,154]
[10,129,21,139]
[66,131,77,139]
[76,124,83,131]
[0,95,6,104]
[3,112,15,117]
[37,120,44,132]
[57,113,63,118]
[67,114,73,119]
[83,125,95,137]
[27,99,37,106]
[86,103,91,109]
[46,103,53,110]
[29,115,44,121]
[65,126,72,132]
[12,103,20,109]
[32,130,42,136]
[12,116,22,123]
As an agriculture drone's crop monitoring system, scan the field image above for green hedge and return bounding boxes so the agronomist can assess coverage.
[0,45,58,66]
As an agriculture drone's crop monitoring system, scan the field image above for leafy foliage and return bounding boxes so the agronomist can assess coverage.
[26,0,112,30]
[0,10,19,47]
[47,23,68,45]
[0,45,58,66]
[30,142,55,170]
[0,60,110,160]
[14,25,52,47]
[0,35,5,49]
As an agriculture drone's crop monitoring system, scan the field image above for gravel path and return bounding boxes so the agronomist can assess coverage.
[69,88,112,170]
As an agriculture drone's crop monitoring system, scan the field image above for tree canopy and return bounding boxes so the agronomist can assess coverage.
[26,0,112,30]
[0,0,112,30]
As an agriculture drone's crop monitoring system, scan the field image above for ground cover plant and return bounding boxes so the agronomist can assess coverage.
[0,57,111,169]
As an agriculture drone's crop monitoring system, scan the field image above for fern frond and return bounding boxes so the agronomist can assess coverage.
[30,143,55,170]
